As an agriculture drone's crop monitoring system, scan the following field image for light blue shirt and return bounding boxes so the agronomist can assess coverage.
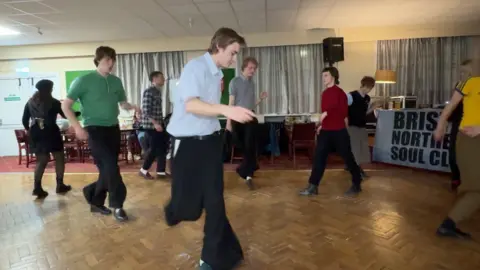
[347,93,353,106]
[167,52,223,136]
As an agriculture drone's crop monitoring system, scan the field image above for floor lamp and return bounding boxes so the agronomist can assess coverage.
[375,70,397,108]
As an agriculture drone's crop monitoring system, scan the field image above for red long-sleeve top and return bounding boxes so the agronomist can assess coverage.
[320,85,348,130]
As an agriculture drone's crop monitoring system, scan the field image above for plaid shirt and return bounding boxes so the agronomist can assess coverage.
[140,86,163,130]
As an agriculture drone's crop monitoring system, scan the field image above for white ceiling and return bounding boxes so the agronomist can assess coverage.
[0,0,478,46]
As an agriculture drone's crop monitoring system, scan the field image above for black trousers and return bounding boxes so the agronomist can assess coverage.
[165,134,243,269]
[141,129,166,172]
[308,128,362,187]
[233,118,258,178]
[449,124,461,182]
[83,125,126,208]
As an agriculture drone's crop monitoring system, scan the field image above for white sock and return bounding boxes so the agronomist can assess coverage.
[246,176,252,181]
[140,168,148,174]
[157,172,166,176]
[199,259,204,266]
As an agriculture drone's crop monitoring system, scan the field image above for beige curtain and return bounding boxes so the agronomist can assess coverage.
[377,37,470,106]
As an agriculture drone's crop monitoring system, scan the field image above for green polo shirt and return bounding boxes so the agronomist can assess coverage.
[67,71,127,127]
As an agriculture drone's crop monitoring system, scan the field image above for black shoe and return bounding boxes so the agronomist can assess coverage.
[32,188,48,199]
[245,177,255,190]
[56,184,72,194]
[436,226,472,239]
[299,184,318,196]
[90,205,112,215]
[436,218,471,239]
[113,208,128,222]
[344,185,362,197]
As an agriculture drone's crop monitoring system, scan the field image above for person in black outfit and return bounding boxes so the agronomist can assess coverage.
[22,80,72,199]
[447,59,472,190]
[139,71,167,179]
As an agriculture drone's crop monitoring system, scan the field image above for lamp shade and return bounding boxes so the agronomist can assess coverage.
[375,70,396,84]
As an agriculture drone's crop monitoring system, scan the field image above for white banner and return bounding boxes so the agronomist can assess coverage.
[372,109,452,172]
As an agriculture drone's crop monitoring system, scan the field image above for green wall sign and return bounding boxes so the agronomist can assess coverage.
[4,96,20,102]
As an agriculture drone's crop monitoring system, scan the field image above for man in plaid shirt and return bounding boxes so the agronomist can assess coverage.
[139,71,167,179]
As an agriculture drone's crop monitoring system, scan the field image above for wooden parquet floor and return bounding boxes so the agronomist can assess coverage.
[1,168,480,270]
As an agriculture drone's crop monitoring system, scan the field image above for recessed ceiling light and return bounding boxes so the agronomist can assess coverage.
[0,26,20,36]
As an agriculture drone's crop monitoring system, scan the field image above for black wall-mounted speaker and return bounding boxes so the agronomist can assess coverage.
[322,37,344,64]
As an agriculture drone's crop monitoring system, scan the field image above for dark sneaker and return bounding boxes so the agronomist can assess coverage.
[90,205,112,215]
[56,184,72,194]
[299,184,318,196]
[32,188,48,199]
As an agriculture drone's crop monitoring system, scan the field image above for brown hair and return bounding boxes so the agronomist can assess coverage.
[461,59,472,66]
[322,66,340,85]
[94,46,116,67]
[149,71,164,82]
[360,76,376,89]
[241,57,258,71]
[207,27,246,54]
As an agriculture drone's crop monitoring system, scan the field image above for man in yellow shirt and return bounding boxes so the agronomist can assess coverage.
[434,60,480,239]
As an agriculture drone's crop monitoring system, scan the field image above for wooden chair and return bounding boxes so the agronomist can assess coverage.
[63,131,83,162]
[119,130,130,163]
[14,129,35,168]
[289,123,316,168]
[230,146,243,164]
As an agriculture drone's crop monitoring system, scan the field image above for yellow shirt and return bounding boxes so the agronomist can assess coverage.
[459,76,480,128]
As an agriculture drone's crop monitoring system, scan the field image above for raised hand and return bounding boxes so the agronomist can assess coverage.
[260,91,268,100]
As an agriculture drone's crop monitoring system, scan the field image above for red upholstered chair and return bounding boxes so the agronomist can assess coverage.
[289,123,316,168]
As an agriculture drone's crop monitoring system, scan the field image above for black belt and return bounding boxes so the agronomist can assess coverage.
[174,131,220,141]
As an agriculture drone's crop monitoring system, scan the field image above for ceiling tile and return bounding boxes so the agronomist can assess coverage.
[155,0,193,6]
[267,0,300,10]
[299,0,335,9]
[295,7,330,29]
[204,14,239,30]
[231,0,265,12]
[163,4,200,16]
[267,10,297,32]
[196,2,232,14]
[193,0,227,2]
[43,0,121,12]
[0,4,24,15]
[236,11,264,25]
[236,11,265,33]
[7,14,52,25]
[172,14,213,35]
[5,1,59,14]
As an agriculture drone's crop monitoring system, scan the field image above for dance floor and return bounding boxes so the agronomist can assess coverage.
[1,168,480,270]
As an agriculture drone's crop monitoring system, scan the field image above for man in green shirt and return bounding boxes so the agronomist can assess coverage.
[61,46,139,222]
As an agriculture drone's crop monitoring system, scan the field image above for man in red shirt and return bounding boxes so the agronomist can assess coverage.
[299,67,363,196]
